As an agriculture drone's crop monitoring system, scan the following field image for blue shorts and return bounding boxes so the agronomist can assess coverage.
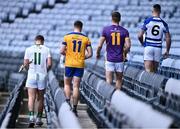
[65,67,84,78]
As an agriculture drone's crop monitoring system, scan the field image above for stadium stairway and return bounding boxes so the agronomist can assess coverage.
[0,70,98,128]
[1,0,180,128]
[46,70,97,129]
[15,93,47,128]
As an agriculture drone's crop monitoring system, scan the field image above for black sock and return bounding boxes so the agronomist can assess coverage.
[73,105,77,111]
[66,98,70,102]
[37,112,43,118]
[66,99,72,108]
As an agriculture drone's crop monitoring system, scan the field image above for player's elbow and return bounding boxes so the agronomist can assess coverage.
[47,63,52,72]
[48,62,52,68]
[127,40,131,49]
[166,33,171,40]
[138,34,142,41]
[60,49,65,55]
[89,51,93,58]
[47,58,52,67]
[88,51,93,59]
[86,50,93,59]
[24,59,29,67]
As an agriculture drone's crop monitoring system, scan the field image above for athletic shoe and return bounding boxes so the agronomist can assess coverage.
[66,99,72,110]
[28,116,35,128]
[36,117,43,127]
[72,108,78,117]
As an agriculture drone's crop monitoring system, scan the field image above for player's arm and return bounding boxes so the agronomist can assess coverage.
[163,22,171,58]
[60,44,66,55]
[85,46,93,59]
[138,19,147,46]
[124,37,131,54]
[23,59,30,70]
[163,32,171,58]
[47,48,52,72]
[23,49,30,70]
[138,30,145,46]
[96,36,105,59]
[60,37,67,55]
[47,57,52,72]
[85,39,93,59]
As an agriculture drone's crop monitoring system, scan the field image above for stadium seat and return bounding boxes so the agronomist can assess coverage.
[154,78,180,125]
[8,73,25,91]
[0,0,180,127]
[0,71,8,90]
[58,102,81,128]
[110,90,173,128]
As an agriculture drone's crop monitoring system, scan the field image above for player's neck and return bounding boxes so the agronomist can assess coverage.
[153,13,160,18]
[112,22,119,26]
[74,28,81,33]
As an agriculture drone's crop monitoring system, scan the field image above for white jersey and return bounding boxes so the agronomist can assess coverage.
[141,17,169,48]
[24,45,51,74]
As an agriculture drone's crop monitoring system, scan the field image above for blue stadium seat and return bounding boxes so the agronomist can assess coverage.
[154,78,180,125]
[110,90,173,128]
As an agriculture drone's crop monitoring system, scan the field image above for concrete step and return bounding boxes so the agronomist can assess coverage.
[77,103,97,129]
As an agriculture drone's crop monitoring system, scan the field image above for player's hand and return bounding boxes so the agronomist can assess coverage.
[85,54,89,60]
[96,53,101,59]
[18,65,24,72]
[96,47,102,59]
[163,51,169,59]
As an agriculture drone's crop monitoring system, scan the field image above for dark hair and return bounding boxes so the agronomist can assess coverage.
[112,11,121,23]
[74,20,83,29]
[153,4,161,13]
[35,35,44,42]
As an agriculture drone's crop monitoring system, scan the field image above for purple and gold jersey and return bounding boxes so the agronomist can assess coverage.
[102,25,129,62]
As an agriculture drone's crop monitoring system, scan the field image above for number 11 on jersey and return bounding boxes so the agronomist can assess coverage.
[111,32,121,45]
[72,40,82,52]
[34,52,41,65]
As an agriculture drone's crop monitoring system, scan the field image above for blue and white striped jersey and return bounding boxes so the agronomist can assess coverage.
[141,17,169,48]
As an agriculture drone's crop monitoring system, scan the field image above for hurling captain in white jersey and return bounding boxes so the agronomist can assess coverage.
[24,35,52,127]
[138,4,171,73]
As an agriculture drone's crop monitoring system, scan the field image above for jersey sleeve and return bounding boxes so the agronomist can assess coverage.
[62,36,67,46]
[86,38,91,48]
[125,30,130,39]
[162,21,169,33]
[101,27,106,37]
[141,18,149,31]
[24,48,29,60]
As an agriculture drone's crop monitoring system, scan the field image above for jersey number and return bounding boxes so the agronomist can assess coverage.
[34,52,41,65]
[111,32,121,45]
[152,25,160,36]
[72,40,82,52]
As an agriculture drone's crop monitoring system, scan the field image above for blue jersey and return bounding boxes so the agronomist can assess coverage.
[141,17,169,48]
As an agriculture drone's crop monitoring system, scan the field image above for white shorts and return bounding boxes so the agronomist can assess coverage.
[144,46,162,62]
[26,73,47,90]
[105,61,124,73]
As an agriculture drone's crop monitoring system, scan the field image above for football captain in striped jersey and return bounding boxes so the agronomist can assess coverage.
[138,4,171,72]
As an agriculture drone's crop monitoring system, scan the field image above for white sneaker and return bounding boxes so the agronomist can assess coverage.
[28,116,35,128]
[36,117,43,126]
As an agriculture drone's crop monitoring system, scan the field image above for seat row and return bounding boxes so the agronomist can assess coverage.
[80,70,177,128]
[45,71,81,128]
